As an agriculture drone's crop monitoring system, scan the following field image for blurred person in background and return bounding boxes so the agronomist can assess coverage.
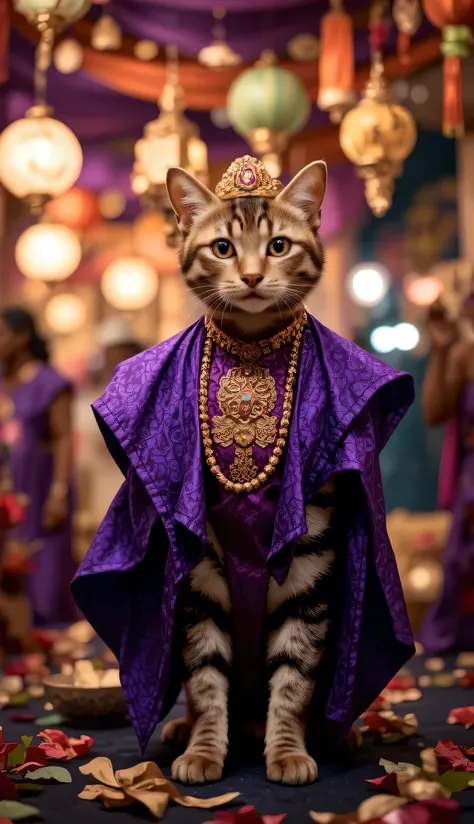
[74,317,144,536]
[0,307,77,626]
[421,299,474,652]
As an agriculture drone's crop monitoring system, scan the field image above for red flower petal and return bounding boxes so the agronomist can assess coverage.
[458,671,474,688]
[38,729,70,749]
[435,740,474,773]
[447,706,474,729]
[0,744,18,758]
[38,742,69,760]
[386,674,416,691]
[68,735,93,757]
[11,746,47,772]
[385,799,459,824]
[0,772,18,801]
[365,773,400,794]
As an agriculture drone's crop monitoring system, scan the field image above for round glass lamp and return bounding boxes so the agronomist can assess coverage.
[45,293,87,334]
[14,0,91,27]
[15,224,82,282]
[101,257,158,310]
[0,113,83,213]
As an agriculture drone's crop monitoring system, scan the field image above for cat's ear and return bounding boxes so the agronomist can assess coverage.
[276,160,327,230]
[166,168,219,235]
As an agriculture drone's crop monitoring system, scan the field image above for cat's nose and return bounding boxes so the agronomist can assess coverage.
[241,275,263,289]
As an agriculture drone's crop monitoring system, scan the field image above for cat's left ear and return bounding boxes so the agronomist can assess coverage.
[276,160,327,230]
[166,167,219,235]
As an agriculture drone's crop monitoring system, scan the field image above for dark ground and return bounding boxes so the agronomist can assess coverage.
[2,656,474,823]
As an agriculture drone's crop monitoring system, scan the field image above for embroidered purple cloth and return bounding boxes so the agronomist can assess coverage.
[72,315,415,752]
[420,382,474,653]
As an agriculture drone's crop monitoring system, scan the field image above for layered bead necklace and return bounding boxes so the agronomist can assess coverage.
[199,311,306,494]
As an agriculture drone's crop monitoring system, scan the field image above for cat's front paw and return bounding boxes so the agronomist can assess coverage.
[161,716,193,746]
[266,752,318,785]
[171,751,223,784]
[345,725,363,750]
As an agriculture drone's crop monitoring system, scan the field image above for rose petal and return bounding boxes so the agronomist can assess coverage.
[435,740,474,773]
[447,707,474,730]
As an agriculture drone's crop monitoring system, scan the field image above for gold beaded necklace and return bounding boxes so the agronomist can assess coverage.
[199,312,306,494]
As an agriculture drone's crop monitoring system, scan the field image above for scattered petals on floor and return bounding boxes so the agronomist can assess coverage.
[434,741,474,773]
[38,729,93,760]
[78,757,239,819]
[310,798,460,824]
[202,805,286,824]
[447,706,474,729]
[361,711,419,742]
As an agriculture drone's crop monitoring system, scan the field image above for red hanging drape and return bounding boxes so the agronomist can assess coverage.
[0,0,10,85]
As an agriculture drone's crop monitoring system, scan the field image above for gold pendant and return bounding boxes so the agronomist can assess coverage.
[212,362,278,484]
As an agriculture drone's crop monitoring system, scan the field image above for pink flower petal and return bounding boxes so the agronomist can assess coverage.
[447,706,474,730]
[366,773,400,794]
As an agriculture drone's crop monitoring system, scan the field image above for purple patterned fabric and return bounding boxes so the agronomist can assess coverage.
[72,315,415,752]
[5,364,78,625]
[420,382,474,653]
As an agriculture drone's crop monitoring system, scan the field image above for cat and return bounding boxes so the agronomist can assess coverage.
[161,159,358,786]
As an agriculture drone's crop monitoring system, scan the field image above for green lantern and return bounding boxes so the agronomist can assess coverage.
[227,51,311,177]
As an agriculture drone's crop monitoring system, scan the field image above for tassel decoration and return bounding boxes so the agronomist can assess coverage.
[317,0,356,123]
[422,0,474,138]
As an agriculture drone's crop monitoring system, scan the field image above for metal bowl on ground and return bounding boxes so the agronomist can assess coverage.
[42,671,127,718]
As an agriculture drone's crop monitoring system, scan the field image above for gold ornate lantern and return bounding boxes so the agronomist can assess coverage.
[339,2,417,217]
[132,46,208,248]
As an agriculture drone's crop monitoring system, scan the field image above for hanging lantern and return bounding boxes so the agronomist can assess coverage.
[340,62,417,216]
[101,258,159,311]
[393,0,422,64]
[132,46,208,248]
[0,112,83,213]
[45,187,99,229]
[45,293,87,334]
[317,0,356,123]
[422,0,474,137]
[15,223,82,282]
[0,10,83,215]
[340,4,416,217]
[287,34,320,62]
[198,8,241,68]
[227,50,310,177]
[14,0,90,28]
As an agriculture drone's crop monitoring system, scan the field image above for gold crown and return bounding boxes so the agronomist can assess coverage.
[215,155,283,200]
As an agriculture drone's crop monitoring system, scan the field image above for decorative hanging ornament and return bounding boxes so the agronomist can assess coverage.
[0,25,83,213]
[227,50,310,177]
[131,46,208,248]
[287,33,320,62]
[422,0,474,137]
[91,13,122,50]
[14,0,90,29]
[317,0,356,123]
[393,0,423,64]
[198,7,242,68]
[339,1,417,217]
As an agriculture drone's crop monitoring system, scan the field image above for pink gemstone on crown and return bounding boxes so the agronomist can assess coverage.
[239,166,256,187]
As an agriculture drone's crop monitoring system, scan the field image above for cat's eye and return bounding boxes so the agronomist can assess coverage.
[268,237,291,257]
[211,239,235,259]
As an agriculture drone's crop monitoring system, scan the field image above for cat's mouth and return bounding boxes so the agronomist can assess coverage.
[240,293,266,301]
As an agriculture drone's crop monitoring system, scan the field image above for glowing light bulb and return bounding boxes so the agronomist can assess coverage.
[347,263,390,307]
[394,322,420,351]
[370,325,396,354]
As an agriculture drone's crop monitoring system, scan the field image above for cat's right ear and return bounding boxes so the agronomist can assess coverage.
[166,168,219,235]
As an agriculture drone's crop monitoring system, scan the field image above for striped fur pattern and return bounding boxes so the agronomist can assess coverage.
[167,480,336,786]
[166,161,327,329]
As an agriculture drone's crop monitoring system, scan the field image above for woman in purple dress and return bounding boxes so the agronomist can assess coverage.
[0,308,77,626]
[421,300,474,652]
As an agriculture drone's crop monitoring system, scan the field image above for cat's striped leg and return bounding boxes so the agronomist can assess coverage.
[171,526,232,784]
[265,491,335,785]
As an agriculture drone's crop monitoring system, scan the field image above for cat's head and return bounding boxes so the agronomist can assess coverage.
[166,158,326,316]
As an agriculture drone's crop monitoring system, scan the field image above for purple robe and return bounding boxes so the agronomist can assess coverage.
[420,382,474,653]
[72,315,415,752]
[5,363,77,626]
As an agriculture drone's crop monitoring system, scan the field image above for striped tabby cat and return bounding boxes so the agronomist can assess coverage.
[162,159,353,787]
